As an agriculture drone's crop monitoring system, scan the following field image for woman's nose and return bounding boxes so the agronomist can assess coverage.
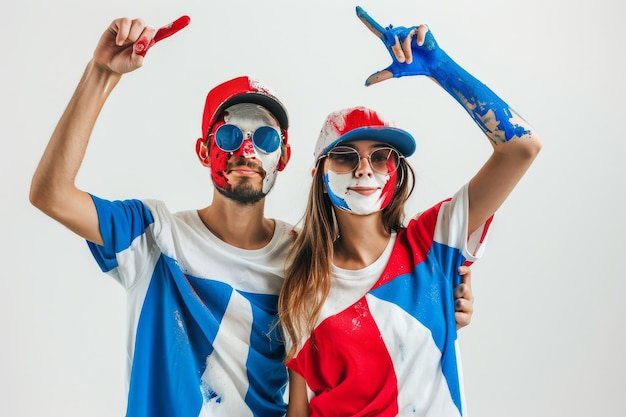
[354,155,373,177]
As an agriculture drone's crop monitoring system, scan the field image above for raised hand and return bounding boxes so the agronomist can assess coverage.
[355,6,441,86]
[93,16,190,75]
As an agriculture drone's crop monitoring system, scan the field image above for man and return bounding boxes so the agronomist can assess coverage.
[29,16,474,417]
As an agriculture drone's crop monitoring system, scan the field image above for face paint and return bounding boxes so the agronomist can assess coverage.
[208,103,283,202]
[324,168,396,215]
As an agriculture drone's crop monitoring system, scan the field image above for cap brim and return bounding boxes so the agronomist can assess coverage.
[217,93,289,130]
[321,126,415,157]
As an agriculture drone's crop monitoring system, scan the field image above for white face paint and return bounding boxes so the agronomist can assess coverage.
[324,169,392,215]
[323,140,399,215]
[222,104,283,194]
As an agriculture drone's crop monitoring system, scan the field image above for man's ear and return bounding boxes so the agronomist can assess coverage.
[277,143,291,172]
[195,138,210,167]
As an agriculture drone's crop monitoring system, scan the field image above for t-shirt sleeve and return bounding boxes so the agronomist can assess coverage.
[86,194,156,287]
[432,183,492,264]
[411,183,493,285]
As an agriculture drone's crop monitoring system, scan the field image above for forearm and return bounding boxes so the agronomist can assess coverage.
[30,60,121,211]
[286,370,310,417]
[429,50,533,146]
[430,50,542,233]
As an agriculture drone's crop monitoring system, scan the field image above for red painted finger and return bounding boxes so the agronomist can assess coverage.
[137,15,191,57]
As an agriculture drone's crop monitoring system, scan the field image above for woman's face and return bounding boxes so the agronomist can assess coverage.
[322,140,398,215]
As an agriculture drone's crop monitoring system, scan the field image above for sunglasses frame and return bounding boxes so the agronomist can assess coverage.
[321,145,403,175]
[212,124,283,154]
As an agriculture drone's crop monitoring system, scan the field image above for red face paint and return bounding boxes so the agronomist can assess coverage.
[207,121,232,191]
[232,138,256,158]
[378,169,397,210]
[210,148,231,190]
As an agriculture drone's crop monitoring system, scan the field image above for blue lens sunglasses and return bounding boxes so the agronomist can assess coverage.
[213,124,282,154]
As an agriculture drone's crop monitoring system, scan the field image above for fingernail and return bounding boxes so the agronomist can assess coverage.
[134,38,148,53]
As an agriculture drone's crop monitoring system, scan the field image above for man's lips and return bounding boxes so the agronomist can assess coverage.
[228,167,261,176]
[226,160,265,177]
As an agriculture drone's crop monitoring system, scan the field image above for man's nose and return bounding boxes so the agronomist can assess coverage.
[233,138,256,158]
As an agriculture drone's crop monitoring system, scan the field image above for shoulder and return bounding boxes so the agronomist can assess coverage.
[274,219,299,240]
[409,183,471,224]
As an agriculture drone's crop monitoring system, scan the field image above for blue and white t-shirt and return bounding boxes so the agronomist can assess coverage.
[87,195,296,417]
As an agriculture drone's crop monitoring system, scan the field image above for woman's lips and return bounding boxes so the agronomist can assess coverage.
[348,186,380,196]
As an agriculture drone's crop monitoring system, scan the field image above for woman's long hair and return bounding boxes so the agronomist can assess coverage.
[278,154,415,360]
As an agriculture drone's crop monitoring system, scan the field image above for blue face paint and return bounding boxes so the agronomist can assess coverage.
[324,173,351,212]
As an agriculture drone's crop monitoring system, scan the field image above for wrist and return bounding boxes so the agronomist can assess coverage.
[426,48,457,85]
[84,60,122,92]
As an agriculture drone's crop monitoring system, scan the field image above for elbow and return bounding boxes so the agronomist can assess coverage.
[516,130,543,161]
[496,131,542,165]
[29,179,51,214]
[29,177,63,217]
[526,131,543,159]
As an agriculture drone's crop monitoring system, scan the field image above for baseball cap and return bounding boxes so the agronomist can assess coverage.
[201,76,289,140]
[313,106,416,160]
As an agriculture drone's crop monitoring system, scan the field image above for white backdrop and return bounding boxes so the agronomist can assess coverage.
[2,0,624,416]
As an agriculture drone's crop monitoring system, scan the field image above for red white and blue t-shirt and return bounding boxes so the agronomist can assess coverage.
[87,195,295,417]
[286,183,491,417]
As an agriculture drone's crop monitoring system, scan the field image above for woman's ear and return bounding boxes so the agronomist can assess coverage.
[313,164,328,193]
[195,138,210,167]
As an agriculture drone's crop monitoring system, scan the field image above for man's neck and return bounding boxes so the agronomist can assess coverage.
[197,192,275,250]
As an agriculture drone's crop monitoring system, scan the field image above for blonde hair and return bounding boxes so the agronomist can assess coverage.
[278,156,415,360]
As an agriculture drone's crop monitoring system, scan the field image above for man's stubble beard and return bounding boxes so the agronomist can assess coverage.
[216,176,267,205]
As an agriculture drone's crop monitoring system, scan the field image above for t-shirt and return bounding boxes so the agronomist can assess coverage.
[286,184,491,417]
[87,195,296,417]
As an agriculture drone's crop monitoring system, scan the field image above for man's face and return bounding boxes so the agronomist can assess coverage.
[207,104,284,205]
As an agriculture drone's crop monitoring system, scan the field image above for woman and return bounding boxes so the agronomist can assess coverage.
[278,12,542,417]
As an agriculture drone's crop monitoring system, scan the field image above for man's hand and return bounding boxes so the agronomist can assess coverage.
[454,266,475,330]
[355,6,441,86]
[92,15,189,75]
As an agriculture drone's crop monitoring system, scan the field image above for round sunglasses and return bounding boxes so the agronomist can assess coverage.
[213,124,282,154]
[322,146,401,174]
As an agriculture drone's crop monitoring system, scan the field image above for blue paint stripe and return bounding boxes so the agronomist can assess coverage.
[127,257,220,417]
[241,291,288,415]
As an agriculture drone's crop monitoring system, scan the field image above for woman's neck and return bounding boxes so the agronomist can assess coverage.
[333,210,391,270]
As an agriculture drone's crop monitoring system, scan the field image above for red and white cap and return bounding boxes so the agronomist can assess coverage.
[201,76,289,140]
[313,106,416,160]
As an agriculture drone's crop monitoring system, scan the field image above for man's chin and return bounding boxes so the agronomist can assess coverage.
[215,184,267,205]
